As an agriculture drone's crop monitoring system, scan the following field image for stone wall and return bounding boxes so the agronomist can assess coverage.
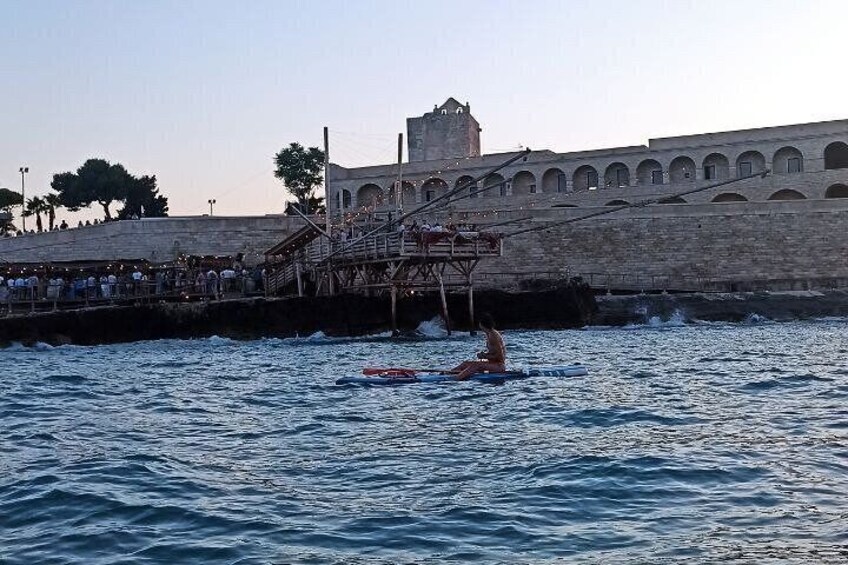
[474,198,848,291]
[0,215,303,265]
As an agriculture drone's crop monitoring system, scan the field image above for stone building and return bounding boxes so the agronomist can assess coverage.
[326,99,848,290]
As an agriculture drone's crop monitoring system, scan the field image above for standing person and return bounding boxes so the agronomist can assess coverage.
[451,313,507,381]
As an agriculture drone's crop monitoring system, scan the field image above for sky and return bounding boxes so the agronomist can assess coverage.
[1,0,847,224]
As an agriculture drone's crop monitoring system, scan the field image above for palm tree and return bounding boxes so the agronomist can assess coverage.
[44,193,61,231]
[22,196,49,232]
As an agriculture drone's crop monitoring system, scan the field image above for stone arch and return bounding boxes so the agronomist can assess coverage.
[512,171,537,195]
[736,150,766,177]
[773,146,803,174]
[669,156,696,183]
[572,165,599,191]
[542,168,567,193]
[768,189,806,201]
[338,188,352,209]
[455,175,477,199]
[483,173,507,197]
[605,199,630,206]
[702,153,730,180]
[712,192,748,203]
[356,183,383,208]
[388,180,416,207]
[636,159,663,185]
[603,162,630,188]
[421,178,449,203]
[660,196,687,204]
[826,183,848,198]
[824,142,848,169]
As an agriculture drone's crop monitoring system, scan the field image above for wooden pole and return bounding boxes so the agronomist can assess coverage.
[396,133,403,216]
[467,273,476,336]
[296,262,304,297]
[324,126,331,233]
[390,284,398,336]
[437,272,452,336]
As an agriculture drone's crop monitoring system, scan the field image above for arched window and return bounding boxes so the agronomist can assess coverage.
[455,175,477,199]
[711,192,747,203]
[736,151,766,177]
[512,171,537,195]
[572,165,599,191]
[356,184,383,208]
[669,156,696,183]
[824,142,848,169]
[773,146,803,174]
[542,168,567,193]
[421,178,448,202]
[768,189,806,201]
[339,189,352,209]
[484,173,507,197]
[702,153,730,181]
[636,159,663,185]
[456,107,464,114]
[604,163,630,188]
[826,184,848,198]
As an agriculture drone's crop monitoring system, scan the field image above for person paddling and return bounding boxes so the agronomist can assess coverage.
[452,313,506,380]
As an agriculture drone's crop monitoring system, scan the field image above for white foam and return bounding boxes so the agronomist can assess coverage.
[416,317,448,338]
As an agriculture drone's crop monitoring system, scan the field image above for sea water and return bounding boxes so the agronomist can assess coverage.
[2,319,847,564]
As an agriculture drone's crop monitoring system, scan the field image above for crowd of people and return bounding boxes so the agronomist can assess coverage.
[4,215,144,237]
[0,262,266,305]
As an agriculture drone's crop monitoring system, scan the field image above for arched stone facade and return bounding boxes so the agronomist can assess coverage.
[483,173,507,197]
[773,146,803,174]
[712,192,747,203]
[636,159,663,185]
[702,153,730,181]
[604,163,630,188]
[356,183,383,208]
[736,151,766,177]
[573,165,599,191]
[512,171,537,195]
[768,189,806,200]
[824,142,848,169]
[825,184,848,198]
[669,156,696,183]
[421,178,449,203]
[542,168,567,193]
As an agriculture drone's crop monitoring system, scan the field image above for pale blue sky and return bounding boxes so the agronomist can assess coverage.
[1,0,846,221]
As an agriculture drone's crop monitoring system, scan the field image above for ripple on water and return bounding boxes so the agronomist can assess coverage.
[2,320,848,563]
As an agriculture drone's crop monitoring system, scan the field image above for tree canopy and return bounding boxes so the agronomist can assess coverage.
[0,188,23,211]
[273,142,325,213]
[51,158,169,220]
[117,175,169,219]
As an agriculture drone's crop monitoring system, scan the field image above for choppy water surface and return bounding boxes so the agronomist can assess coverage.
[2,319,848,564]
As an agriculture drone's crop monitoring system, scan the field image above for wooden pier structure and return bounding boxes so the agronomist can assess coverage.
[264,227,503,334]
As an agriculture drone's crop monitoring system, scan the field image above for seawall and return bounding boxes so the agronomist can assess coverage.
[594,290,848,325]
[0,284,596,346]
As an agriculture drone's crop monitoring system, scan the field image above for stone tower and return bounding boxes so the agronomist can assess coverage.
[406,98,481,162]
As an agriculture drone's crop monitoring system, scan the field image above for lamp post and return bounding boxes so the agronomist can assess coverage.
[19,167,28,231]
[208,198,216,216]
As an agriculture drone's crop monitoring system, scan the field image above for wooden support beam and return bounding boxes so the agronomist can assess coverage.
[436,272,452,336]
[390,284,398,337]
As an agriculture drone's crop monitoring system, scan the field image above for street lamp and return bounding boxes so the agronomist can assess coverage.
[208,198,216,216]
[19,167,28,231]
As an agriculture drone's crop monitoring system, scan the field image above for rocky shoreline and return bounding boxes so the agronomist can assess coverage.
[594,289,848,326]
[4,287,848,347]
[0,284,597,346]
